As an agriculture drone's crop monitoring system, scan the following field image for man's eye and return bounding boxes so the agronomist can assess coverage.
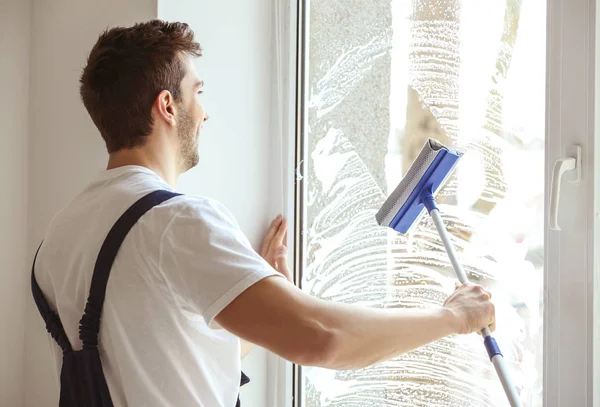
[197,90,204,95]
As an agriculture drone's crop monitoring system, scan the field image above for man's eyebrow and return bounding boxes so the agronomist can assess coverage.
[195,80,204,88]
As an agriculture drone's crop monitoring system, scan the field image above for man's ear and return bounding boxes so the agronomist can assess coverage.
[154,90,177,126]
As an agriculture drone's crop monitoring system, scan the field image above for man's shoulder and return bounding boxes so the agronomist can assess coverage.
[150,193,238,231]
[157,193,227,216]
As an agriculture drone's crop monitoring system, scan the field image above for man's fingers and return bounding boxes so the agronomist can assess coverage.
[260,215,282,256]
[268,218,288,255]
[274,219,288,245]
[275,245,287,260]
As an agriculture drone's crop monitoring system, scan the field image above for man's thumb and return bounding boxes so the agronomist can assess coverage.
[274,246,292,282]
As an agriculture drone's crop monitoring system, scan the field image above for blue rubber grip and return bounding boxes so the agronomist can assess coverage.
[484,336,503,361]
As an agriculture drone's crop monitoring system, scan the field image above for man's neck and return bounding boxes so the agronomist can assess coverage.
[107,148,179,187]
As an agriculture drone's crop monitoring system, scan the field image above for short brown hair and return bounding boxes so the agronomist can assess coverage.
[80,20,202,153]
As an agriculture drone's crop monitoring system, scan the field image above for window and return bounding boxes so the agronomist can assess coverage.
[281,0,598,406]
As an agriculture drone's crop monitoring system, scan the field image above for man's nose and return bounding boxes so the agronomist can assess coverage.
[204,112,210,122]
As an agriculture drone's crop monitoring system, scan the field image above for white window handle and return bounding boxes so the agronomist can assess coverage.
[549,146,581,231]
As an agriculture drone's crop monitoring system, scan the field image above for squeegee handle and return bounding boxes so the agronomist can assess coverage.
[427,206,522,407]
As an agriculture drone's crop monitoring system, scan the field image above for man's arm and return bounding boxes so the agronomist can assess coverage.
[240,215,294,360]
[229,215,495,368]
[216,275,494,370]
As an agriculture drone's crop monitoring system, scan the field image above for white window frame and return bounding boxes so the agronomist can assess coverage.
[267,0,599,405]
[545,0,598,405]
[265,0,300,405]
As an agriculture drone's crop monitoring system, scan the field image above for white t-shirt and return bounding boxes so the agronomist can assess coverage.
[34,165,280,407]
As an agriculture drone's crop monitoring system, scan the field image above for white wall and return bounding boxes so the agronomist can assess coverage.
[0,1,32,406]
[158,2,276,406]
[23,1,157,406]
[595,2,600,403]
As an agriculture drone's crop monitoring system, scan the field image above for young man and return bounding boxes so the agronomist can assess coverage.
[32,20,495,407]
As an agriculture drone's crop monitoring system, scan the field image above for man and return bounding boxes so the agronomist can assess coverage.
[32,20,495,407]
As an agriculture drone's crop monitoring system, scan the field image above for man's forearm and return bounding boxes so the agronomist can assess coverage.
[312,300,458,370]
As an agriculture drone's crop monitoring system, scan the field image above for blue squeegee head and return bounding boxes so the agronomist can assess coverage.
[376,139,463,234]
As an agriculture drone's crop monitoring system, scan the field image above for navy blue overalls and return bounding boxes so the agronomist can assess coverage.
[31,190,250,406]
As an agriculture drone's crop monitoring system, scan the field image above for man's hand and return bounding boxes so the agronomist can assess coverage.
[260,215,292,283]
[240,215,292,359]
[443,282,496,335]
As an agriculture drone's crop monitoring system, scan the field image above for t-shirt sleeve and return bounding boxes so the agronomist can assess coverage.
[159,198,282,327]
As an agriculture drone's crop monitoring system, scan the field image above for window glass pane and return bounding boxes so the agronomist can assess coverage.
[300,0,545,405]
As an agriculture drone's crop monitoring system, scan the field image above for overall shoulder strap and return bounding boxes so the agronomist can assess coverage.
[77,190,181,348]
[31,243,73,353]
